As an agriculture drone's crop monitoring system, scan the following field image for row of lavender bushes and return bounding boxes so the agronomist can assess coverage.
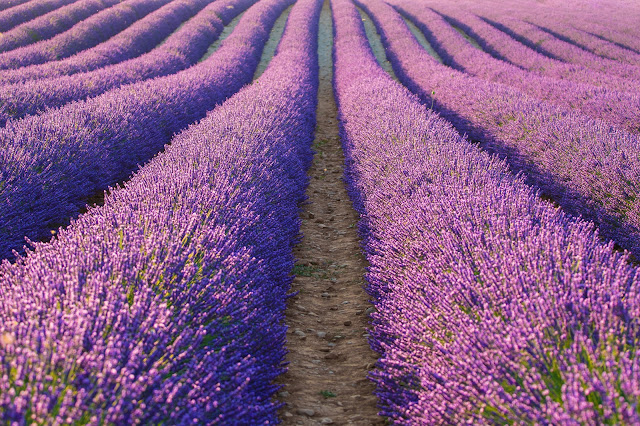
[332,0,640,422]
[0,0,250,125]
[420,2,640,97]
[0,0,214,85]
[0,0,320,421]
[0,0,121,52]
[389,1,640,135]
[477,13,640,82]
[0,0,77,32]
[355,0,640,262]
[0,0,33,13]
[0,0,170,70]
[0,0,289,259]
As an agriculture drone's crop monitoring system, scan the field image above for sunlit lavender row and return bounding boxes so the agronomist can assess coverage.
[0,0,214,85]
[0,0,291,259]
[0,0,319,420]
[333,0,640,422]
[0,0,169,70]
[1,0,640,422]
[357,0,640,261]
[0,0,76,32]
[0,0,254,125]
[0,0,121,53]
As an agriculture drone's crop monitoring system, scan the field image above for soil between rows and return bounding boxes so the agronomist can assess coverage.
[275,1,382,424]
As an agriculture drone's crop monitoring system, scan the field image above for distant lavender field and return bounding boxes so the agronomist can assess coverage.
[0,0,639,422]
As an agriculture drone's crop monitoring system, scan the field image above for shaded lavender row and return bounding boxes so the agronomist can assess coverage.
[0,0,77,32]
[0,0,211,85]
[332,0,640,422]
[0,0,169,70]
[358,0,640,259]
[0,0,121,53]
[478,15,640,83]
[0,0,288,259]
[0,0,320,420]
[0,0,240,125]
[419,3,640,97]
[387,1,640,134]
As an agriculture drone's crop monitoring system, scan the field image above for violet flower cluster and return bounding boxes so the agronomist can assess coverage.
[0,0,121,52]
[357,0,640,261]
[387,1,640,135]
[0,0,170,70]
[0,0,253,125]
[0,0,291,259]
[0,0,320,419]
[0,0,77,32]
[332,0,640,422]
[0,0,216,85]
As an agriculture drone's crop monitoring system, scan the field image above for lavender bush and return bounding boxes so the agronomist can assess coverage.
[357,0,640,260]
[0,0,320,420]
[0,0,217,84]
[0,0,254,125]
[0,0,121,52]
[0,0,170,70]
[333,0,640,422]
[387,1,640,135]
[0,0,291,259]
[0,0,77,32]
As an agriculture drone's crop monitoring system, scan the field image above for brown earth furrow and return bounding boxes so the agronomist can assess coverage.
[276,1,382,424]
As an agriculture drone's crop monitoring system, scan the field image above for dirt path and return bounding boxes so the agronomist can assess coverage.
[276,1,382,425]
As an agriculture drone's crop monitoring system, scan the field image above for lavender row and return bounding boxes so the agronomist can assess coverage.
[0,0,76,32]
[523,14,640,66]
[333,0,640,422]
[0,0,169,70]
[420,3,640,97]
[0,0,32,13]
[478,14,640,83]
[0,0,121,53]
[0,0,238,125]
[0,0,288,259]
[388,1,640,134]
[0,0,320,420]
[358,0,640,259]
[0,0,214,85]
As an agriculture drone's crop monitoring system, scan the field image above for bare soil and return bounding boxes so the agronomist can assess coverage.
[275,1,382,425]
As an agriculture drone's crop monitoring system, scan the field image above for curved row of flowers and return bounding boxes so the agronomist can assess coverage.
[0,0,170,70]
[0,0,290,259]
[332,0,640,422]
[356,0,640,260]
[0,0,121,52]
[0,0,320,421]
[0,0,76,32]
[0,0,255,125]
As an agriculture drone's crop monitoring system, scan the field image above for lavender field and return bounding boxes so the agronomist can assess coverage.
[1,0,639,423]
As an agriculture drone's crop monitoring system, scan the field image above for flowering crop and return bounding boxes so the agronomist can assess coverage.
[356,0,640,261]
[0,0,170,70]
[0,0,217,84]
[0,0,77,32]
[0,0,320,420]
[333,0,640,422]
[388,1,640,135]
[0,0,121,52]
[480,15,640,82]
[0,0,256,125]
[0,0,291,259]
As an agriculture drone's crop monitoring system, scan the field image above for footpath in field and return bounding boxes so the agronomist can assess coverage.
[276,1,382,424]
